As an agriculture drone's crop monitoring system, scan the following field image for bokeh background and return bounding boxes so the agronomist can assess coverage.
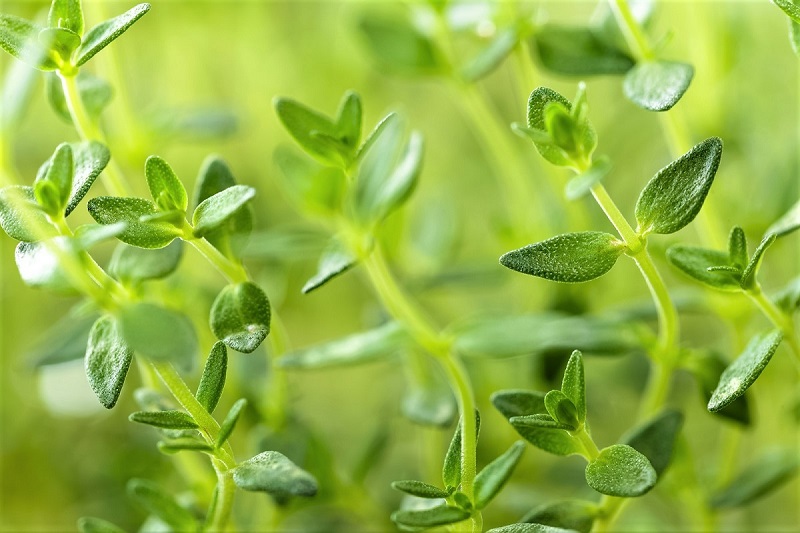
[1,1,798,531]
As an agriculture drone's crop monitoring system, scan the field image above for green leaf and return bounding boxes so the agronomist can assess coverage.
[511,414,574,431]
[491,390,547,419]
[129,410,198,429]
[210,281,271,354]
[775,276,800,314]
[474,441,526,509]
[273,96,347,165]
[0,186,55,242]
[454,313,639,359]
[443,410,480,490]
[233,451,318,497]
[621,409,683,478]
[157,437,214,455]
[585,444,656,497]
[487,524,581,533]
[195,342,227,414]
[0,15,57,70]
[127,478,198,532]
[635,137,723,235]
[500,232,625,283]
[773,0,800,23]
[354,114,423,223]
[335,90,362,148]
[766,198,800,238]
[544,391,579,430]
[39,143,73,214]
[279,322,406,369]
[38,141,111,217]
[666,245,741,291]
[39,27,80,61]
[526,88,573,166]
[192,185,255,238]
[710,449,799,508]
[49,0,84,36]
[509,416,583,456]
[15,239,75,292]
[85,315,133,409]
[74,3,151,66]
[33,180,62,217]
[728,226,748,269]
[623,61,694,112]
[461,26,519,82]
[145,156,188,212]
[302,237,357,294]
[685,351,751,425]
[561,350,586,424]
[274,146,346,217]
[521,500,599,533]
[402,378,457,428]
[565,156,611,200]
[533,25,634,76]
[88,197,181,249]
[391,480,450,499]
[66,221,127,249]
[740,234,777,290]
[391,505,471,529]
[109,240,183,283]
[790,19,800,57]
[118,303,197,368]
[708,330,783,412]
[216,398,246,447]
[359,14,442,75]
[77,517,126,533]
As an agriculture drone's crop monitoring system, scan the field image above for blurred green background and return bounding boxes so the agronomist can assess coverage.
[1,1,798,531]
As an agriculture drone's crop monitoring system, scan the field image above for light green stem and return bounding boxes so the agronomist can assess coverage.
[748,284,800,365]
[608,0,655,61]
[573,426,600,460]
[188,237,249,284]
[363,247,479,509]
[593,496,629,533]
[589,183,641,246]
[57,71,130,197]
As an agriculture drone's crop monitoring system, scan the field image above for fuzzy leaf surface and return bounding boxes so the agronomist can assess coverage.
[0,186,54,242]
[623,61,694,111]
[621,409,683,477]
[129,410,198,429]
[391,480,450,499]
[88,197,181,248]
[585,444,656,497]
[74,3,150,66]
[195,342,227,413]
[474,441,526,509]
[192,185,255,238]
[145,156,187,212]
[210,281,270,353]
[85,315,132,409]
[49,0,84,36]
[233,451,318,497]
[391,505,471,529]
[666,245,741,291]
[302,237,357,294]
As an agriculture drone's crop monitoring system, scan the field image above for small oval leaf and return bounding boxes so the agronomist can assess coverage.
[585,444,657,497]
[129,410,198,429]
[391,479,450,499]
[118,303,197,368]
[192,184,256,238]
[195,341,227,414]
[391,505,471,529]
[210,281,271,353]
[623,61,694,111]
[232,451,318,497]
[87,196,181,249]
[85,315,133,409]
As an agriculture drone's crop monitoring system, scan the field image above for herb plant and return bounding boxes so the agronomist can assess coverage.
[1,1,798,532]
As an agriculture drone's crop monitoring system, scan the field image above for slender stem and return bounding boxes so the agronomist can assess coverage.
[632,250,680,363]
[748,285,800,364]
[593,496,629,533]
[608,0,655,61]
[573,426,600,461]
[439,353,478,501]
[589,183,641,247]
[56,72,130,197]
[188,237,249,284]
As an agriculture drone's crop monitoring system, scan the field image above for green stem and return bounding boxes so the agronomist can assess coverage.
[188,237,249,284]
[748,284,800,364]
[593,496,628,533]
[589,183,642,247]
[608,0,655,61]
[573,426,600,461]
[56,71,130,197]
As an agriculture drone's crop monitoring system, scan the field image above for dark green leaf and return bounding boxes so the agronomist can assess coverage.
[544,390,579,429]
[740,234,777,290]
[710,449,799,508]
[87,197,181,249]
[773,0,800,23]
[273,146,346,217]
[491,390,547,419]
[526,88,573,166]
[766,198,800,238]
[157,437,214,455]
[461,26,519,82]
[621,409,683,477]
[685,351,751,425]
[233,451,318,497]
[74,3,151,66]
[521,500,599,533]
[49,0,84,36]
[359,14,442,75]
[217,398,246,447]
[15,239,75,291]
[195,342,227,414]
[0,186,55,242]
[500,232,625,283]
[509,417,582,456]
[77,517,126,533]
[728,226,748,269]
[85,315,133,409]
[391,479,450,499]
[565,156,611,200]
[145,156,188,212]
[210,281,270,353]
[391,505,471,529]
[487,524,580,533]
[302,237,357,294]
[192,185,255,238]
[511,414,574,431]
[585,444,656,497]
[474,441,525,509]
[443,410,480,490]
[623,61,694,111]
[666,245,741,291]
[109,240,183,283]
[0,15,57,70]
[533,25,634,76]
[708,330,783,412]
[454,312,639,358]
[59,141,111,216]
[127,478,198,532]
[273,96,347,165]
[279,322,405,369]
[118,303,197,368]
[129,410,198,429]
[561,350,586,423]
[635,137,723,235]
